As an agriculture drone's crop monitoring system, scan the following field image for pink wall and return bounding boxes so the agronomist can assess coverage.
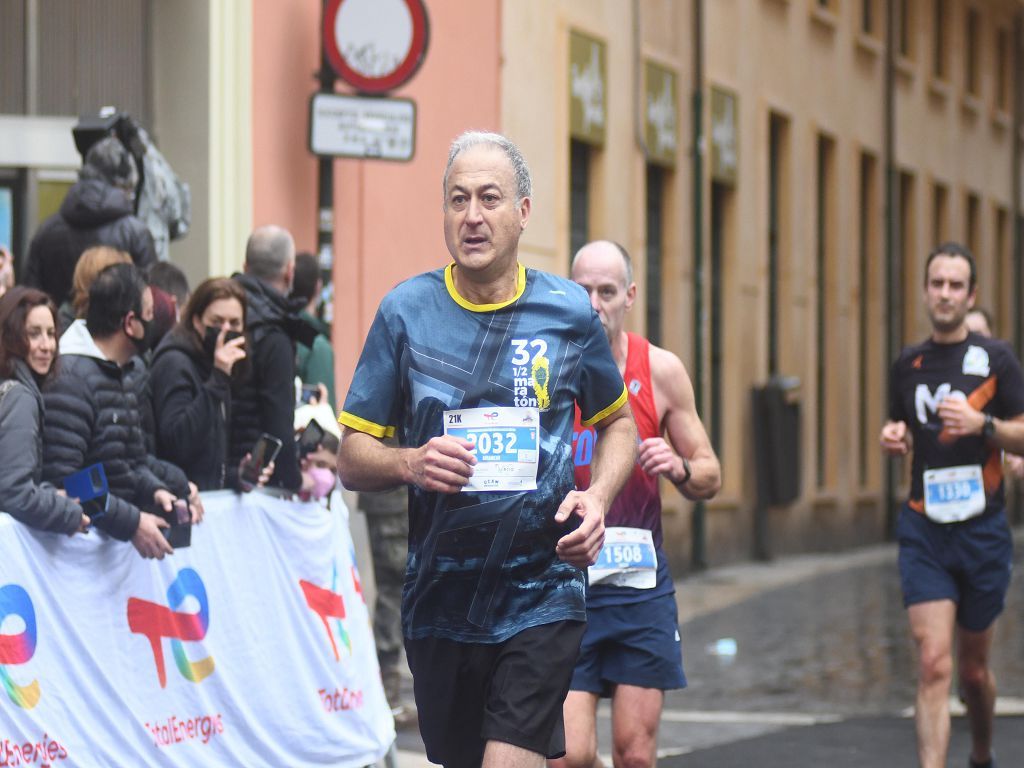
[251,1,322,252]
[252,1,502,402]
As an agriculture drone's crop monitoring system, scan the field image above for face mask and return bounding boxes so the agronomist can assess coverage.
[307,467,337,500]
[202,325,220,360]
[129,316,155,355]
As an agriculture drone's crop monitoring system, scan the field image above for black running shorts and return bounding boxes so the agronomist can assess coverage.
[405,620,586,768]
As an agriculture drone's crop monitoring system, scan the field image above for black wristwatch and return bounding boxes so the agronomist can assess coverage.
[982,413,995,439]
[679,457,692,486]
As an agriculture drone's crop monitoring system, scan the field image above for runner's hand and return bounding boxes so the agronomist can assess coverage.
[403,436,476,494]
[638,437,683,480]
[554,490,606,568]
[880,420,910,456]
[937,398,985,438]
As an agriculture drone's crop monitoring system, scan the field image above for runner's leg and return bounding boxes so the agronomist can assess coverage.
[957,623,997,765]
[609,685,662,768]
[484,740,545,768]
[908,599,957,768]
[549,691,603,768]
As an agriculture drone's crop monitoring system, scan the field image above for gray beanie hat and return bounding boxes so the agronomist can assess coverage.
[81,136,138,189]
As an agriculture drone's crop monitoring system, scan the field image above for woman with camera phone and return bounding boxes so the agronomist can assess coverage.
[151,278,270,491]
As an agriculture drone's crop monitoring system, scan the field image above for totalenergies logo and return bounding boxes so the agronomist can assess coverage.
[127,568,214,688]
[301,560,361,662]
[0,585,39,709]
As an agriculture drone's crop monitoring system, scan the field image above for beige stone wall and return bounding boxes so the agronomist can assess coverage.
[505,0,1024,570]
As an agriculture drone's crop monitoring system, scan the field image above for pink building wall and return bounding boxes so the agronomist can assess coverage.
[252,1,502,401]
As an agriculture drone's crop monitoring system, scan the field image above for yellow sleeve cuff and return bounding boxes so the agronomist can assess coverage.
[580,385,629,427]
[338,411,396,439]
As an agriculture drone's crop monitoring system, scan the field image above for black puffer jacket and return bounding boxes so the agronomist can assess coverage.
[0,359,84,534]
[25,178,156,306]
[230,274,315,492]
[123,354,192,493]
[151,328,234,491]
[41,320,170,541]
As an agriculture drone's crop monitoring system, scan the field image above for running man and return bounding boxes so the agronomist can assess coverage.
[552,240,721,768]
[337,132,638,768]
[881,242,1024,768]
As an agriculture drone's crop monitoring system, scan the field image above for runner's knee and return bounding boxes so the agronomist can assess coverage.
[613,743,655,768]
[556,743,598,768]
[957,659,991,693]
[918,645,953,686]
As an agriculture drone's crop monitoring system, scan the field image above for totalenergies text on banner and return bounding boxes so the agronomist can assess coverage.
[0,491,394,767]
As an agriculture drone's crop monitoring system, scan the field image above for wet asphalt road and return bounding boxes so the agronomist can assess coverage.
[392,533,1024,766]
[655,540,1024,766]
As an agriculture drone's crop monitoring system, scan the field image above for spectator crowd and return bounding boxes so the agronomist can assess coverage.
[0,136,337,561]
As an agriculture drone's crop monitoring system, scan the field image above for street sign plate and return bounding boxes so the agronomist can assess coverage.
[309,93,416,161]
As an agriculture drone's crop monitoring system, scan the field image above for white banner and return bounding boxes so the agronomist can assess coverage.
[0,491,394,767]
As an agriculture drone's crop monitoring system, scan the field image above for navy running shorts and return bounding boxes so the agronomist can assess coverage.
[405,620,586,768]
[896,504,1013,632]
[570,591,687,695]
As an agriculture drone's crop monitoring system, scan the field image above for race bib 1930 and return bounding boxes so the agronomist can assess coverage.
[443,407,539,492]
[923,464,986,523]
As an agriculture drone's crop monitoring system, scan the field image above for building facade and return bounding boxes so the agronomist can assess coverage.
[2,0,1021,570]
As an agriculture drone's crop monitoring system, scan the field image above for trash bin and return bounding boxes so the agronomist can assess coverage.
[751,376,801,506]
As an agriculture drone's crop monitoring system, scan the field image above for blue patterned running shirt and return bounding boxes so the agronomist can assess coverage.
[339,263,628,643]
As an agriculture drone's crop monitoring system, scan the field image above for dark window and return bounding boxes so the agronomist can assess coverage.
[898,0,912,58]
[710,182,728,457]
[768,114,787,377]
[996,28,1010,111]
[645,165,665,346]
[966,192,980,256]
[899,172,916,346]
[995,207,1009,333]
[858,154,877,487]
[569,140,590,264]
[932,0,946,79]
[932,183,947,246]
[861,0,874,35]
[965,7,979,95]
[815,135,834,488]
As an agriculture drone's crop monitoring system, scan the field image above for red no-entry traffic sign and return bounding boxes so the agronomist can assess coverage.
[322,0,429,94]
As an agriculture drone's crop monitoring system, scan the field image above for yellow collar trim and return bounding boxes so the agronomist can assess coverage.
[445,263,526,312]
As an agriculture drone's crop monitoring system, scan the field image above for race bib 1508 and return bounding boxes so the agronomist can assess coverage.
[588,527,657,589]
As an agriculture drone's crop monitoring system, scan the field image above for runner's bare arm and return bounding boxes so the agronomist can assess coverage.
[642,345,721,500]
[337,427,476,494]
[555,404,637,568]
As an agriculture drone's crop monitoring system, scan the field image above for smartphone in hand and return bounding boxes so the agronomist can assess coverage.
[64,463,108,502]
[299,382,319,404]
[296,419,326,457]
[162,498,192,548]
[240,433,284,486]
